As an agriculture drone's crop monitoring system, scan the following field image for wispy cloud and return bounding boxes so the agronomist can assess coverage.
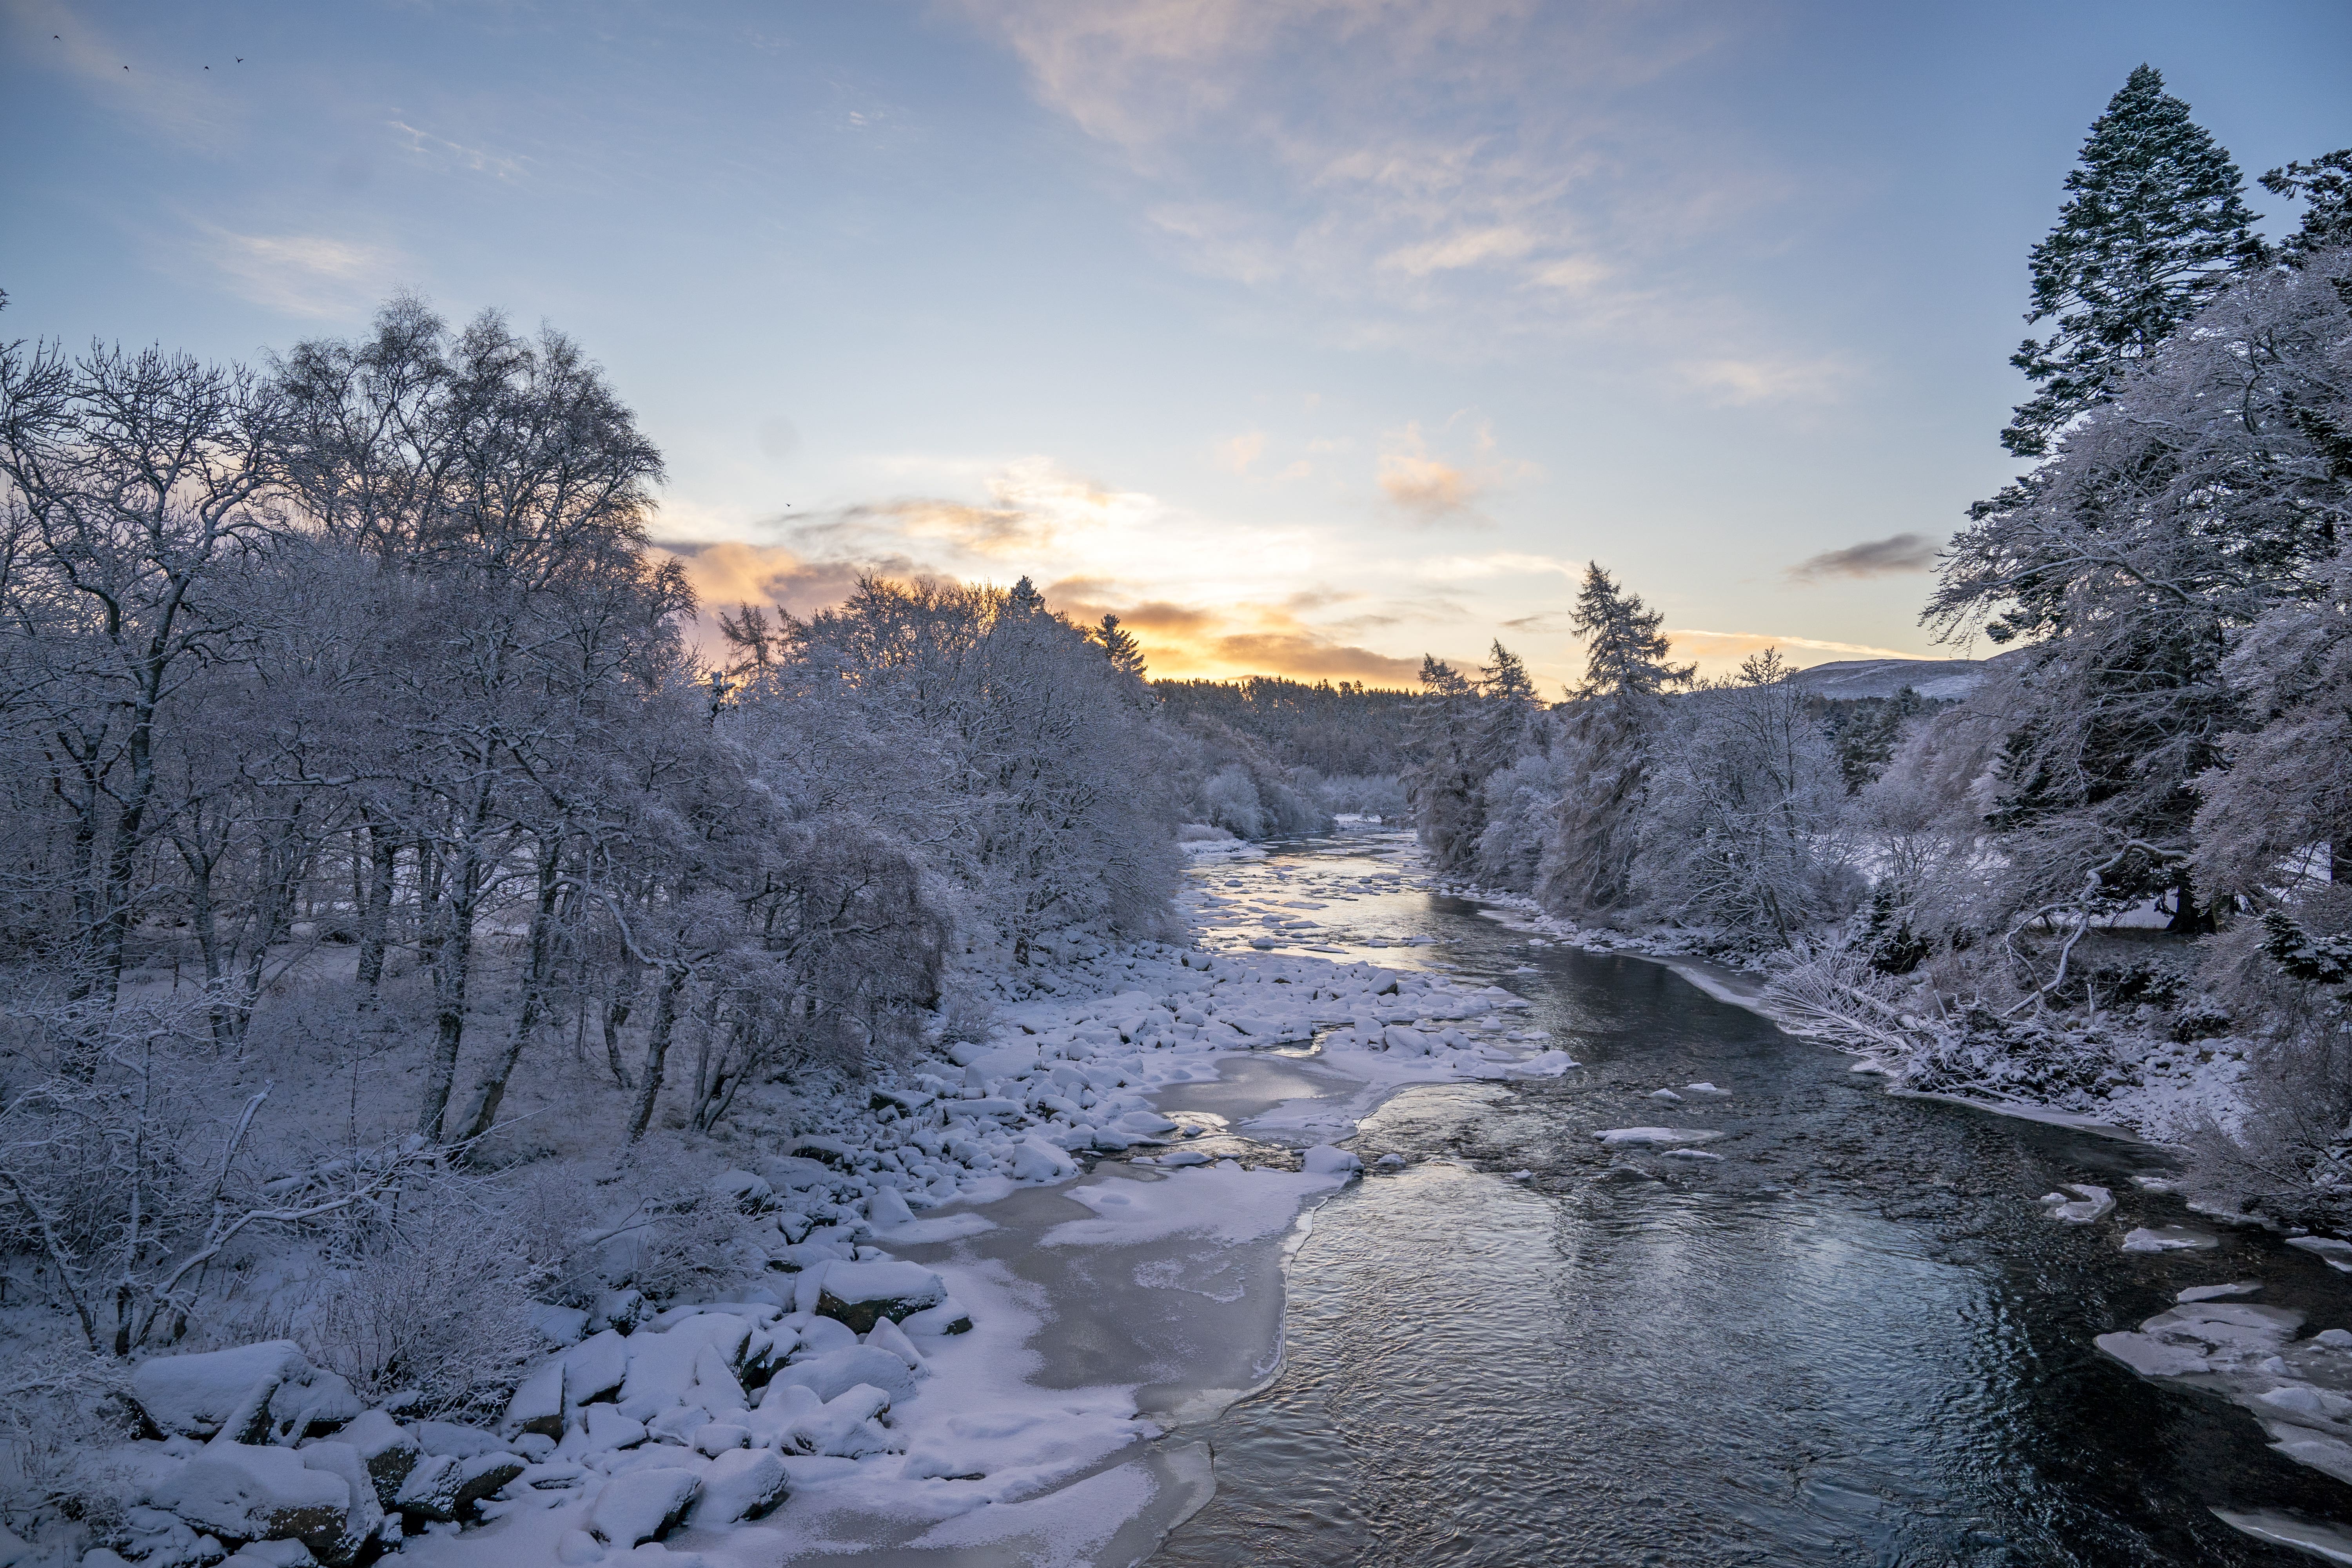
[388,120,531,180]
[1787,532,1942,581]
[1676,355,1852,407]
[1666,627,1943,672]
[195,226,403,318]
[1375,417,1534,523]
[958,0,1835,392]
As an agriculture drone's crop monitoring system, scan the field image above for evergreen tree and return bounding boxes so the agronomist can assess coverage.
[1474,639,1544,769]
[1095,613,1146,678]
[2263,149,2352,260]
[1405,655,1486,875]
[2002,65,2262,457]
[1538,564,1693,915]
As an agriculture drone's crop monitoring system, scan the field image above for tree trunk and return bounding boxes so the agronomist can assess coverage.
[626,964,691,1142]
[450,840,565,1145]
[354,816,398,1007]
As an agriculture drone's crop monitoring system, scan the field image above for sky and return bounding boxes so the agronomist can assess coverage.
[3,1,2347,691]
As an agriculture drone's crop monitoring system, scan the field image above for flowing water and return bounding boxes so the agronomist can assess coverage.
[1152,837,2352,1567]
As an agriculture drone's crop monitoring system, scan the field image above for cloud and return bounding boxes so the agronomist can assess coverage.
[196,226,404,318]
[1379,224,1537,277]
[1215,430,1267,474]
[1376,417,1535,522]
[388,120,530,180]
[1664,627,1944,673]
[1675,356,1851,407]
[1378,450,1479,519]
[1787,532,1941,582]
[957,0,1840,391]
[655,540,882,617]
[1038,573,1429,684]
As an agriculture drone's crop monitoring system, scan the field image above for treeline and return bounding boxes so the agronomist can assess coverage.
[1406,70,2352,1222]
[0,297,1193,1134]
[1149,675,1414,834]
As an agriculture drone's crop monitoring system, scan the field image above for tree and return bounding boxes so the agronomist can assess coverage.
[1537,564,1693,915]
[1094,613,1146,679]
[2263,149,2352,260]
[2002,65,2263,458]
[1637,649,1857,945]
[1403,655,1485,875]
[0,341,283,1001]
[1935,249,2352,938]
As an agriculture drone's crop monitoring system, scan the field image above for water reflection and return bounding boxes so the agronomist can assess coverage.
[1154,842,2352,1567]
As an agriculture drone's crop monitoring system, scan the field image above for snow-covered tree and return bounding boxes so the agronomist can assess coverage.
[1636,650,1857,945]
[1537,564,1693,915]
[2002,65,2263,457]
[1403,655,1486,875]
[1934,248,2352,936]
[2263,149,2352,260]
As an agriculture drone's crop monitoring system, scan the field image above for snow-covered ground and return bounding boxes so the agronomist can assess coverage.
[70,831,1577,1568]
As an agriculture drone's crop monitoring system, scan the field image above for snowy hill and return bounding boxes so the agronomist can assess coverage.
[1786,657,1987,701]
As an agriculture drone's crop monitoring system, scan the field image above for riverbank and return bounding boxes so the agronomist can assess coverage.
[1437,877,2258,1150]
[77,832,1556,1568]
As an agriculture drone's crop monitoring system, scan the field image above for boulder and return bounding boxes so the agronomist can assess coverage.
[588,1467,702,1547]
[503,1356,566,1439]
[390,1448,526,1524]
[264,1369,363,1443]
[1301,1145,1361,1178]
[689,1448,789,1525]
[768,1345,914,1403]
[332,1410,420,1508]
[285,1442,382,1566]
[151,1442,350,1547]
[563,1329,632,1409]
[133,1341,314,1442]
[814,1262,947,1334]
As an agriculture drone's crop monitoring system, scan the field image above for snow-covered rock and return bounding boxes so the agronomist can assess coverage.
[150,1442,350,1549]
[1300,1145,1361,1178]
[688,1448,789,1525]
[815,1261,948,1334]
[132,1341,314,1443]
[588,1466,702,1547]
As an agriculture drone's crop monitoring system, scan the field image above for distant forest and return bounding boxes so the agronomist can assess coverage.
[1151,676,1415,777]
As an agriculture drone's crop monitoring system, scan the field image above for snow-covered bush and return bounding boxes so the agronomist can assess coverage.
[290,1188,543,1419]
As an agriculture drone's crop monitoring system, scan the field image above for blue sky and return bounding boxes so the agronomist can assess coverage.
[4,0,2346,688]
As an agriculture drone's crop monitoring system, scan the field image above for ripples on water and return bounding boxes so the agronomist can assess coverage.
[1155,846,2352,1567]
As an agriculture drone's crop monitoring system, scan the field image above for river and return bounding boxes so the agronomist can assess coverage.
[1150,834,2352,1567]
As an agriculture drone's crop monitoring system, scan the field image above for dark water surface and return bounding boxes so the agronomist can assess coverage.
[1154,842,2352,1567]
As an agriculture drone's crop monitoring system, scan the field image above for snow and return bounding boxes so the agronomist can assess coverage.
[2120,1225,2218,1252]
[2179,1281,2263,1302]
[1593,1127,1723,1147]
[2288,1236,2352,1273]
[1041,1164,1345,1249]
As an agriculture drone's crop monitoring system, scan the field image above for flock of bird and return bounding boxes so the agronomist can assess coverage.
[53,33,243,70]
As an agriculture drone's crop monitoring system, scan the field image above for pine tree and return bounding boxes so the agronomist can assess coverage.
[1566,563,1695,702]
[1405,655,1486,875]
[1537,564,1694,915]
[2263,149,2352,260]
[1474,639,1544,769]
[2002,65,2262,457]
[1095,613,1145,678]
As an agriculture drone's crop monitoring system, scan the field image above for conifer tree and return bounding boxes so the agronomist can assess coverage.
[1538,564,1693,915]
[1405,655,1486,875]
[2002,65,2262,457]
[2263,149,2352,260]
[1094,613,1146,678]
